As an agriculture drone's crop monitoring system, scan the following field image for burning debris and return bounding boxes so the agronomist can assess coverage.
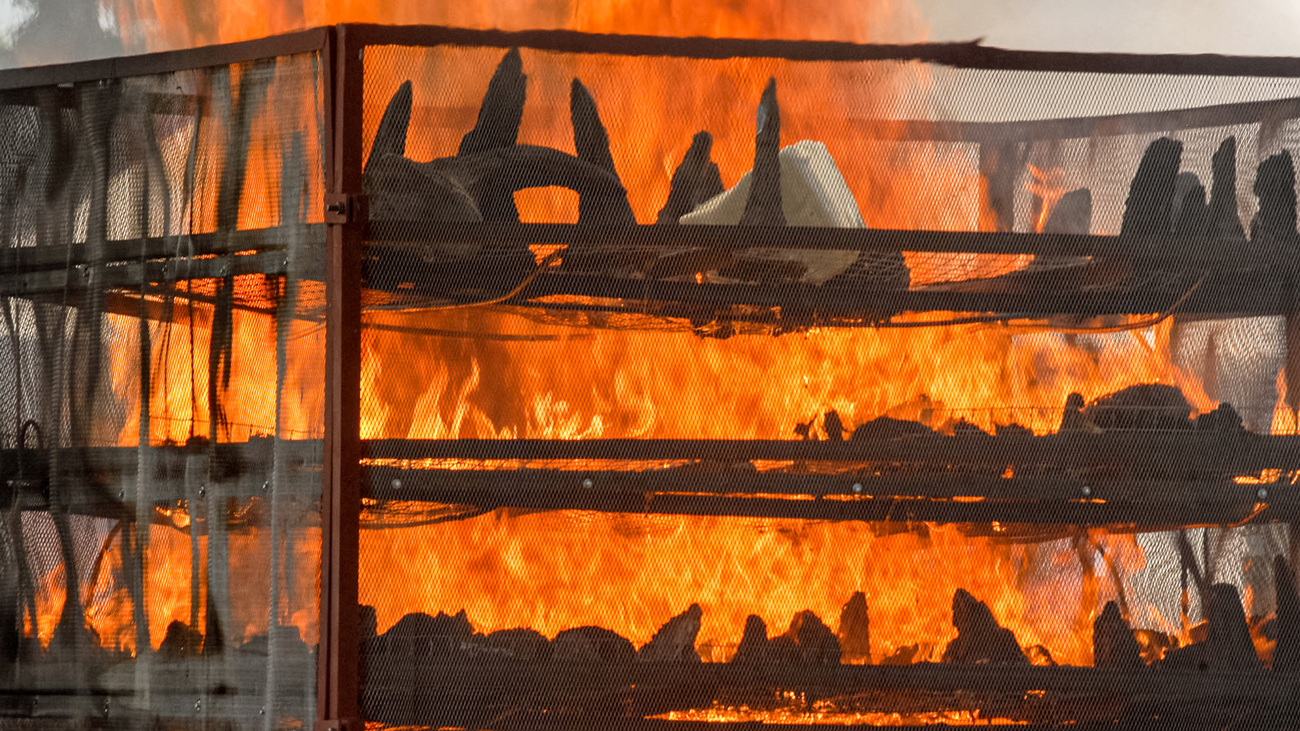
[552,626,636,664]
[636,603,703,662]
[359,575,1284,673]
[10,20,1300,731]
[353,551,1300,729]
[478,628,552,662]
[1084,384,1195,432]
[837,591,871,665]
[1162,584,1261,672]
[941,589,1029,666]
[657,131,725,224]
[1092,601,1142,669]
[770,610,841,666]
[731,615,773,665]
[1121,137,1183,238]
[814,382,1243,441]
[364,49,910,290]
[365,48,633,233]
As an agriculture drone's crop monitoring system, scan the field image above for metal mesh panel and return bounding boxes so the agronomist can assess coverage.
[0,49,326,729]
[353,34,1300,730]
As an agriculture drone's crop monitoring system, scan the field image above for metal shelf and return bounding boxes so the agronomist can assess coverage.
[13,432,1296,528]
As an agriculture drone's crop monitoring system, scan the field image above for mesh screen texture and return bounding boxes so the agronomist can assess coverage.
[358,46,1300,321]
[0,50,326,729]
[355,39,1300,731]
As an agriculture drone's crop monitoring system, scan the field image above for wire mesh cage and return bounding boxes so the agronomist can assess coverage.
[348,27,1300,731]
[0,34,327,730]
[7,22,1300,731]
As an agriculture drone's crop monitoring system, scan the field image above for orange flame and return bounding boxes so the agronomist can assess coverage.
[1026,164,1067,234]
[360,513,1148,667]
[44,0,1271,697]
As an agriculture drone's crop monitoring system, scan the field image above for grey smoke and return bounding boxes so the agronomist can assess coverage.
[0,0,121,67]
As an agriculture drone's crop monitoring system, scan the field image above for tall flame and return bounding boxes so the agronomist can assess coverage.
[108,0,927,53]
[33,0,1272,689]
[360,309,1212,441]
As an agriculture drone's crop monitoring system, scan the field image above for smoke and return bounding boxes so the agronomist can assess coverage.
[0,0,34,49]
[3,0,121,66]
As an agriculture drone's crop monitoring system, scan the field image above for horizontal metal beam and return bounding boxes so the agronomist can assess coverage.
[0,27,330,92]
[363,659,1296,730]
[0,225,322,276]
[364,433,1300,473]
[364,465,1283,527]
[2,439,323,519]
[365,223,1289,265]
[9,433,1294,527]
[845,95,1300,143]
[512,271,1276,318]
[0,249,306,297]
[343,24,1300,78]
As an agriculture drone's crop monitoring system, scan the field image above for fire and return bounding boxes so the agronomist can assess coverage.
[1026,164,1067,234]
[348,304,1215,669]
[656,707,1030,726]
[359,309,1214,440]
[109,1,927,54]
[360,45,985,237]
[360,511,1146,668]
[21,3,1282,719]
[107,304,326,446]
[94,276,1223,659]
[30,511,321,654]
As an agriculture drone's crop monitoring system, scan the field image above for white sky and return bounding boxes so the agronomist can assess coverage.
[917,0,1300,55]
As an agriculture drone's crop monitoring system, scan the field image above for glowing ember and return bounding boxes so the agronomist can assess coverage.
[654,706,1030,726]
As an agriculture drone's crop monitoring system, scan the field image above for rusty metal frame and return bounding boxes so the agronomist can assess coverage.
[319,24,364,731]
[341,23,1300,77]
[8,22,1300,729]
[0,27,329,91]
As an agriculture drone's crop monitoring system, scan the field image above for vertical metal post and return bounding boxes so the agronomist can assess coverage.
[318,23,363,731]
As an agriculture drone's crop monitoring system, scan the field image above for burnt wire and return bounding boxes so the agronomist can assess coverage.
[360,504,493,530]
[375,249,565,313]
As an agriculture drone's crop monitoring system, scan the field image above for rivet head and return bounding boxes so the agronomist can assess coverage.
[198,486,205,498]
[391,478,401,490]
[851,483,863,494]
[1081,485,1092,497]
[581,478,594,489]
[261,480,269,491]
[194,699,201,712]
[1258,488,1269,500]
